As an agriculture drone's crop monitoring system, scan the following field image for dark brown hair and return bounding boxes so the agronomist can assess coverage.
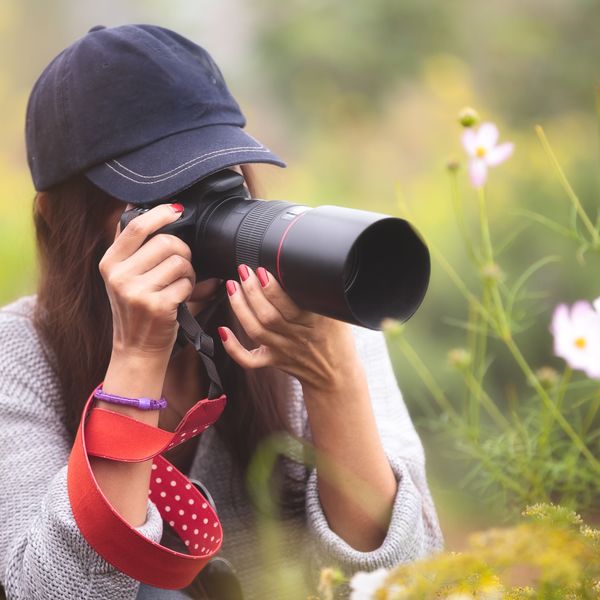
[31,166,308,598]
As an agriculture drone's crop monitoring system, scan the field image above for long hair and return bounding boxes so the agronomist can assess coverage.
[31,166,309,598]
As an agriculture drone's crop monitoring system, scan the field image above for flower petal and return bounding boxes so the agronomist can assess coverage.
[551,303,572,358]
[593,297,600,314]
[552,301,600,376]
[562,341,593,371]
[350,568,390,600]
[487,142,514,166]
[550,303,570,335]
[583,353,600,379]
[461,128,477,157]
[476,122,499,151]
[570,300,595,325]
[468,158,488,188]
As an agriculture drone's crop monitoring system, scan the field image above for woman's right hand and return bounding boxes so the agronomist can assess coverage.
[99,202,195,361]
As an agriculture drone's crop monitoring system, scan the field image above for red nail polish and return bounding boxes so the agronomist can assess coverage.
[217,327,228,342]
[257,267,269,287]
[226,280,237,296]
[238,264,250,282]
[170,203,184,213]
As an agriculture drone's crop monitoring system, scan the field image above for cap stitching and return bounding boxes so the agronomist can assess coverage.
[104,146,272,185]
[111,143,268,179]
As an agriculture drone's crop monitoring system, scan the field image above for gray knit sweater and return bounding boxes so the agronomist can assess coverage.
[0,294,443,600]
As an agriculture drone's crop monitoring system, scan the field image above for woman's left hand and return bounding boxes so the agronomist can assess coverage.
[217,264,359,392]
[219,266,398,552]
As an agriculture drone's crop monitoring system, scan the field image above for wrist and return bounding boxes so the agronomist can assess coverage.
[301,356,366,398]
[111,338,174,365]
[300,331,363,395]
[102,348,171,424]
[107,348,169,380]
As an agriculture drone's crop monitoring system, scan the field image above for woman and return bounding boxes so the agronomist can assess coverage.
[0,24,443,600]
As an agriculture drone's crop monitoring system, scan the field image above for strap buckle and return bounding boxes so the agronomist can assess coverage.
[175,283,227,399]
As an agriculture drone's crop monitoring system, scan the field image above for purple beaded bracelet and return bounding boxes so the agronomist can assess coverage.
[93,385,168,411]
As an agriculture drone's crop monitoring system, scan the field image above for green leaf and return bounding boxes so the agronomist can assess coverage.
[495,220,532,257]
[507,255,562,316]
[510,209,578,240]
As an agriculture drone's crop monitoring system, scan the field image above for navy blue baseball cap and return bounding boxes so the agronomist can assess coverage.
[25,24,286,204]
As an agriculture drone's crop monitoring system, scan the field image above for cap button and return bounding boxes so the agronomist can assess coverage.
[88,25,106,33]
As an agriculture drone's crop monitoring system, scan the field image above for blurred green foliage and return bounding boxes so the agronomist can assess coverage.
[1,0,599,540]
[253,0,600,127]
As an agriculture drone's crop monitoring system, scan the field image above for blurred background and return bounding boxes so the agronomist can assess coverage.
[1,0,599,549]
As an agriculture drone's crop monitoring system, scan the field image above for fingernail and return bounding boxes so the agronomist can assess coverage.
[217,327,228,342]
[237,264,250,282]
[226,280,237,296]
[170,203,184,213]
[257,267,269,288]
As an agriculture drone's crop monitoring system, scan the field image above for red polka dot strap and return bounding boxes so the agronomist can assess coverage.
[67,382,227,590]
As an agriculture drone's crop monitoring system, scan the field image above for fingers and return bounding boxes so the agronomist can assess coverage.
[224,279,285,346]
[217,326,274,369]
[157,275,195,307]
[141,253,196,292]
[119,233,192,277]
[242,265,315,327]
[234,265,289,334]
[107,203,184,264]
[217,264,319,372]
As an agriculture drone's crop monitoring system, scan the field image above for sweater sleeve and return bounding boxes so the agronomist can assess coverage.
[302,325,444,579]
[0,309,163,600]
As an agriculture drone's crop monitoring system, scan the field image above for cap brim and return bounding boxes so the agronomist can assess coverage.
[84,123,286,204]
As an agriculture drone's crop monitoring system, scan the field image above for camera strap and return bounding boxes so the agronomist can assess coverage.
[68,383,227,589]
[176,301,224,400]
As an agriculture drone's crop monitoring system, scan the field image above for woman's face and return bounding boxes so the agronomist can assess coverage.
[103,166,246,313]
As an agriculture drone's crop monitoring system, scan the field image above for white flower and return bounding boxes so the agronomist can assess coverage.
[551,300,600,379]
[462,122,514,188]
[349,567,389,600]
[594,296,600,314]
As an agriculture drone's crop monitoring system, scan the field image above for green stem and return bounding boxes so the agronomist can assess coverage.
[462,370,512,431]
[555,366,571,409]
[472,285,491,432]
[477,184,596,472]
[538,366,572,455]
[535,125,600,246]
[582,388,600,435]
[504,337,600,473]
[429,239,500,332]
[396,187,498,331]
[449,169,479,264]
[396,336,527,497]
[477,187,494,264]
[466,300,479,419]
[478,187,511,340]
[395,336,461,422]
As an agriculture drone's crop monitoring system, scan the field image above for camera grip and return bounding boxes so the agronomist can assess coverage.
[119,204,196,248]
[119,205,150,232]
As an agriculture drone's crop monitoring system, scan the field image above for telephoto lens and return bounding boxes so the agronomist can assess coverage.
[119,169,430,330]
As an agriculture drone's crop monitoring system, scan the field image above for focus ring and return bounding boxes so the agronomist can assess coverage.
[235,200,289,268]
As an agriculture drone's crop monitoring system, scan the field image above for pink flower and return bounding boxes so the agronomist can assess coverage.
[551,301,600,379]
[462,122,514,188]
